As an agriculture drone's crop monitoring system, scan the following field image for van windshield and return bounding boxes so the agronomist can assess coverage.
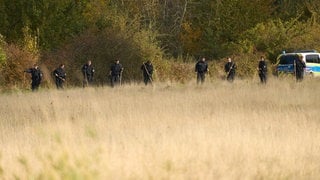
[279,55,298,64]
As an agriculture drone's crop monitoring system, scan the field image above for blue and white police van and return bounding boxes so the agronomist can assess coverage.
[276,50,320,77]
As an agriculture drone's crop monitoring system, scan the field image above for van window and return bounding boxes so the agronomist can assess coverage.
[279,55,298,64]
[306,55,320,63]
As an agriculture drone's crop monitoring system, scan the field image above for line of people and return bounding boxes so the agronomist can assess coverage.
[24,55,306,91]
[24,63,67,91]
[194,57,239,84]
[24,59,154,91]
[194,55,306,85]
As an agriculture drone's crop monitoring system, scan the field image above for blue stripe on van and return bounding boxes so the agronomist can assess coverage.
[306,64,320,73]
[277,64,295,73]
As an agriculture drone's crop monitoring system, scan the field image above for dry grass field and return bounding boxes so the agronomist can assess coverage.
[0,78,320,179]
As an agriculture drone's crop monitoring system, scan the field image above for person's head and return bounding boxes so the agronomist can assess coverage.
[228,57,232,62]
[60,64,65,68]
[261,56,265,61]
[298,55,303,61]
[115,59,120,64]
[146,60,151,64]
[87,60,92,65]
[201,57,206,62]
[34,64,39,69]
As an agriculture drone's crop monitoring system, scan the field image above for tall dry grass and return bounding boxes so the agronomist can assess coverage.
[0,78,320,179]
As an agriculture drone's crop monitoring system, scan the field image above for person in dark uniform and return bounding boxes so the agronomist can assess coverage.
[53,64,66,89]
[109,59,123,87]
[224,57,236,82]
[141,60,153,85]
[82,60,95,87]
[258,56,267,84]
[295,55,306,82]
[195,57,209,84]
[24,64,43,91]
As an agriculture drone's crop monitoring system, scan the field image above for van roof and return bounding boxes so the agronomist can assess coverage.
[293,50,318,53]
[281,52,320,56]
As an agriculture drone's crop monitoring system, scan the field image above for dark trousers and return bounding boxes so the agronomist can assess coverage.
[110,75,120,87]
[143,74,152,85]
[259,72,267,84]
[31,81,40,91]
[87,76,93,84]
[227,72,235,82]
[296,71,304,81]
[55,78,64,89]
[83,75,93,87]
[197,73,205,84]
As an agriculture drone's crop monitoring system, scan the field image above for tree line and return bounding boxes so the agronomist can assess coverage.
[1,0,320,89]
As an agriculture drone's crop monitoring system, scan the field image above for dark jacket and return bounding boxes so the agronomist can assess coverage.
[82,64,95,77]
[26,68,42,83]
[110,63,123,76]
[141,62,153,76]
[258,61,267,73]
[225,62,236,73]
[53,67,66,80]
[195,61,208,74]
[295,59,306,72]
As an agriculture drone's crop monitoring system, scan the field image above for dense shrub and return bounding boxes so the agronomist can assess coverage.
[238,18,320,63]
[40,28,167,86]
[0,44,38,90]
[0,37,5,66]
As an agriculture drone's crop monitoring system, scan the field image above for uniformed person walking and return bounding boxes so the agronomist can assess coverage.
[195,57,209,84]
[109,59,124,87]
[53,64,66,89]
[295,55,306,82]
[141,60,153,85]
[224,57,236,82]
[24,64,43,91]
[82,60,95,87]
[258,56,267,84]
